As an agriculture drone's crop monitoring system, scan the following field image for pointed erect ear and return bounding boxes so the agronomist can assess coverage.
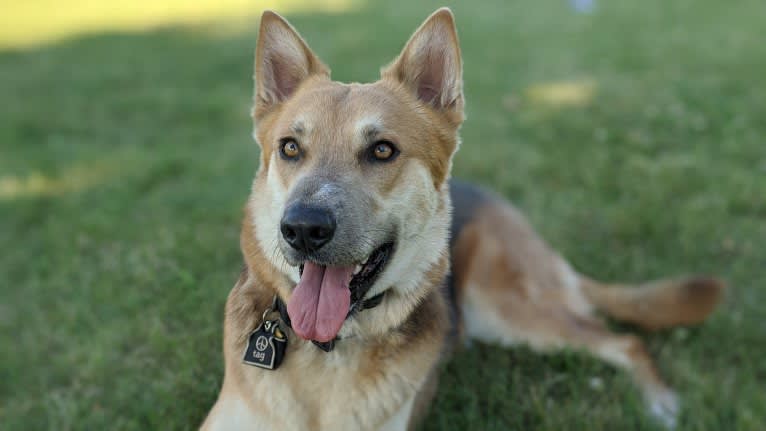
[254,11,329,116]
[381,8,463,113]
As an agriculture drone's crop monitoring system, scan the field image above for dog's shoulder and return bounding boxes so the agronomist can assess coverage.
[448,179,497,247]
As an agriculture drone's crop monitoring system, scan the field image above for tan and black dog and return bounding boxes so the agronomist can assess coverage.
[202,8,725,430]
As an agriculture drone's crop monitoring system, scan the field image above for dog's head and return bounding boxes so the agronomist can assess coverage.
[249,9,463,342]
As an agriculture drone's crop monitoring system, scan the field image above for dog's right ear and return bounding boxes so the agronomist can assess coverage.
[254,11,329,119]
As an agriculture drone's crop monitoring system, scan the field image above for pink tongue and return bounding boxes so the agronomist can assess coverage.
[286,262,352,342]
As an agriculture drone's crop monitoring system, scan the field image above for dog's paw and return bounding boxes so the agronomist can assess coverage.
[647,389,679,429]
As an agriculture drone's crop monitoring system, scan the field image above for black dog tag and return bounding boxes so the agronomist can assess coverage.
[243,319,288,370]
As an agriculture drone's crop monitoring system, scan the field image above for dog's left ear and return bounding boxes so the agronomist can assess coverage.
[254,11,330,119]
[381,8,463,119]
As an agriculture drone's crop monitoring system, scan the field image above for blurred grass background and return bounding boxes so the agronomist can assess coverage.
[1,0,765,429]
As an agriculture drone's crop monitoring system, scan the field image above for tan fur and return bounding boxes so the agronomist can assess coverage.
[202,8,725,430]
[580,276,725,330]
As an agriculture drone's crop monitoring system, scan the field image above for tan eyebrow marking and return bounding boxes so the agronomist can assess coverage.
[355,116,383,141]
[289,120,305,136]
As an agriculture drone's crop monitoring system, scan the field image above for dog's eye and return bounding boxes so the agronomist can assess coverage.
[371,141,398,162]
[280,139,301,160]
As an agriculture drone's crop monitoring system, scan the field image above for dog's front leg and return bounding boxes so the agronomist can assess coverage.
[201,394,273,431]
[378,396,416,431]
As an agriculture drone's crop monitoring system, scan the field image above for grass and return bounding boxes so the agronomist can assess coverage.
[1,0,765,429]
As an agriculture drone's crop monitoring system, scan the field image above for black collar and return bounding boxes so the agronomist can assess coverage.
[275,291,386,352]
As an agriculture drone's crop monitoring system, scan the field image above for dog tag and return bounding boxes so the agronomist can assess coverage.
[243,319,288,370]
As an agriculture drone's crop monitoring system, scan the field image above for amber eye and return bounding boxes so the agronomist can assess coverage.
[371,141,397,162]
[280,139,300,160]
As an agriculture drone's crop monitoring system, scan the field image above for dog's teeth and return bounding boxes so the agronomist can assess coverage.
[362,257,369,265]
[353,265,362,275]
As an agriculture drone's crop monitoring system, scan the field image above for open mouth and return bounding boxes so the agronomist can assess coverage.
[288,242,394,342]
[299,242,394,304]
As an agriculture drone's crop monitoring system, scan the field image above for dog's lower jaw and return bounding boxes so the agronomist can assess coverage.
[335,191,452,340]
[338,246,451,341]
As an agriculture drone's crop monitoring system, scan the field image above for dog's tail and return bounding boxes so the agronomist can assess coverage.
[579,275,726,330]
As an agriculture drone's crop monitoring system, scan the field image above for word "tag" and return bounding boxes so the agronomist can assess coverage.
[243,319,288,370]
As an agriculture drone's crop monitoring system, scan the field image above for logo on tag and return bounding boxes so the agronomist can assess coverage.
[255,336,269,352]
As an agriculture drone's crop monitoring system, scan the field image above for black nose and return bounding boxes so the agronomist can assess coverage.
[280,204,336,253]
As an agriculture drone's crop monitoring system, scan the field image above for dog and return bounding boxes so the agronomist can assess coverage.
[201,8,725,430]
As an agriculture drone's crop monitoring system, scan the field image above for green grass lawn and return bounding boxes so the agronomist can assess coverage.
[2,0,765,429]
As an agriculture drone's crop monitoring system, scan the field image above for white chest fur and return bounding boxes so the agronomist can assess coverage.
[208,340,430,431]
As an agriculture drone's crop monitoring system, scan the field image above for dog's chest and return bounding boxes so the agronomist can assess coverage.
[242,341,426,430]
